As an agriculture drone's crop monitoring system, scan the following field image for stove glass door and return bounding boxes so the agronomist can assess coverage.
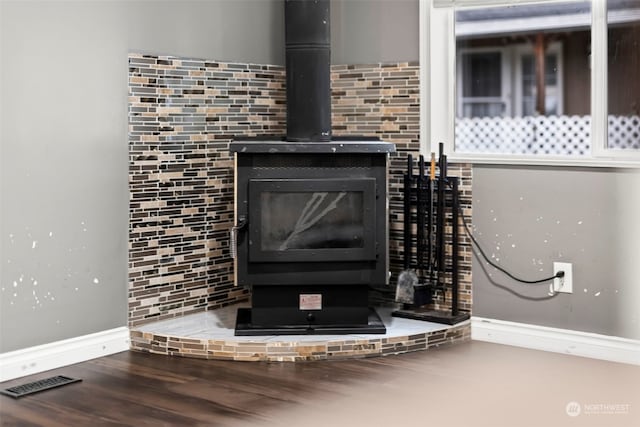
[248,178,376,262]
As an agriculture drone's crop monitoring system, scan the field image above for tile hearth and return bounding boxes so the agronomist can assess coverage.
[129,303,471,362]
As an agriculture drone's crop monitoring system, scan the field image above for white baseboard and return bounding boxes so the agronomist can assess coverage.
[0,327,130,382]
[472,317,640,366]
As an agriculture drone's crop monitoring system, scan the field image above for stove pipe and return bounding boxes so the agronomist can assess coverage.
[285,0,331,142]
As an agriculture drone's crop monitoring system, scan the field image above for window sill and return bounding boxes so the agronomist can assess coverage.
[445,153,640,169]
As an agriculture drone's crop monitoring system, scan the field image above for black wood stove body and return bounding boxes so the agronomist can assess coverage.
[229,0,395,335]
[230,139,394,335]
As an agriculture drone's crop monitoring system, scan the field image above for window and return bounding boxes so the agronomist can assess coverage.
[421,0,640,165]
[517,43,563,117]
[607,0,640,151]
[458,49,508,118]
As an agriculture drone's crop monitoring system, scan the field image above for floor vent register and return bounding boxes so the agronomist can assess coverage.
[1,375,82,398]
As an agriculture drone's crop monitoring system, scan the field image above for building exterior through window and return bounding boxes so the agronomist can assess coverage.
[454,0,639,156]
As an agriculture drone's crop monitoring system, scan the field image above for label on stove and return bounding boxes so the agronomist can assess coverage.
[299,294,322,310]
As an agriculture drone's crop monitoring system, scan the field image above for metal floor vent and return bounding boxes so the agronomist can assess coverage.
[1,375,82,398]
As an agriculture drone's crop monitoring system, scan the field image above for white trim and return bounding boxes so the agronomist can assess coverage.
[419,0,430,154]
[472,317,640,365]
[423,0,456,154]
[456,8,639,37]
[445,153,640,168]
[435,0,581,6]
[591,0,608,159]
[0,327,130,382]
[456,11,591,38]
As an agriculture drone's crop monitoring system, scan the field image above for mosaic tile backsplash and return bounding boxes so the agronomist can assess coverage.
[128,54,472,327]
[128,54,286,326]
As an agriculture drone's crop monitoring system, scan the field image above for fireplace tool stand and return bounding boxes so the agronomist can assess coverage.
[392,143,470,325]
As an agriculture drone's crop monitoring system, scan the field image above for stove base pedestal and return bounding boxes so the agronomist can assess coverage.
[392,308,470,325]
[234,307,386,336]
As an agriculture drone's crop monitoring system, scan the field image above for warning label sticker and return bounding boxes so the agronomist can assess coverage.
[299,294,322,310]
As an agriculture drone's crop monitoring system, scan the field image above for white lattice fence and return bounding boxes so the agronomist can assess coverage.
[608,115,640,150]
[455,115,640,155]
[455,116,534,154]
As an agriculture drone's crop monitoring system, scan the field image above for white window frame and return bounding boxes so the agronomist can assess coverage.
[513,41,564,117]
[456,46,513,117]
[419,0,640,167]
[455,42,564,118]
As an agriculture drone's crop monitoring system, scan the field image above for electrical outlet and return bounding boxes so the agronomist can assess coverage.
[553,262,573,293]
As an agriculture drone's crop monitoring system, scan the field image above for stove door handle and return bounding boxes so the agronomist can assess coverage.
[230,217,247,259]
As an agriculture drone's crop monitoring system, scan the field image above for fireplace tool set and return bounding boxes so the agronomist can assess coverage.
[392,143,470,325]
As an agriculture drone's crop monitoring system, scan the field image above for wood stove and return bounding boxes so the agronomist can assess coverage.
[229,0,395,335]
[230,139,393,335]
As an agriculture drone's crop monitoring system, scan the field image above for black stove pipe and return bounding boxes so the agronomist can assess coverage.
[285,0,331,142]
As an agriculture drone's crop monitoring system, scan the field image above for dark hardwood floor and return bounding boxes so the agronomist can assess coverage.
[1,341,639,427]
[0,347,399,426]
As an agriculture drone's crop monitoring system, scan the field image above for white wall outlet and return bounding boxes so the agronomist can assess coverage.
[553,262,573,293]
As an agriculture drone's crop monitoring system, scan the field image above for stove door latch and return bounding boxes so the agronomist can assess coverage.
[230,216,247,259]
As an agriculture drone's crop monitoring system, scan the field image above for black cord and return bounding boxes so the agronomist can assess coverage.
[474,248,560,300]
[453,191,563,285]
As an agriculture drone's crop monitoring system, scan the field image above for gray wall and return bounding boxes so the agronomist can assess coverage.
[0,0,284,353]
[331,0,419,64]
[472,167,640,340]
